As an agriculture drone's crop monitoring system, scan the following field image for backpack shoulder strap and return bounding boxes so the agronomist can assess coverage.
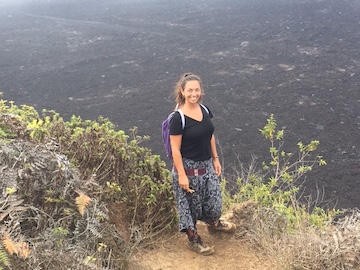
[200,104,209,114]
[177,109,185,129]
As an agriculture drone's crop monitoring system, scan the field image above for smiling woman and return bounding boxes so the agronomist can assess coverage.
[169,73,236,256]
[173,73,204,106]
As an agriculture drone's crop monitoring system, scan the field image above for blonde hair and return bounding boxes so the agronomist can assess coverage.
[173,72,204,107]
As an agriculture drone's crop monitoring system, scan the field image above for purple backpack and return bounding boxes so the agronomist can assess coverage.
[162,109,185,159]
[161,104,209,159]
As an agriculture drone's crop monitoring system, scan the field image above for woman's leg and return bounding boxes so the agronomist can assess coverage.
[185,228,214,255]
[172,159,214,255]
[172,169,198,232]
[200,159,222,224]
[200,159,236,233]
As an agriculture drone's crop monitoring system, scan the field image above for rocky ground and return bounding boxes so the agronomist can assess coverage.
[0,0,359,209]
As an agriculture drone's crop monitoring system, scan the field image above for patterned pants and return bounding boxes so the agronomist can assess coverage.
[172,158,222,233]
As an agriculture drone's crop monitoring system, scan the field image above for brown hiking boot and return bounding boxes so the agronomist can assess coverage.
[187,236,214,256]
[207,220,236,233]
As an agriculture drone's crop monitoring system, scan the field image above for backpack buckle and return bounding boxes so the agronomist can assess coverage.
[194,169,199,176]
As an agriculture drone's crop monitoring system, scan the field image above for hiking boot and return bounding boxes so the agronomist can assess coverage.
[207,220,236,233]
[187,236,214,256]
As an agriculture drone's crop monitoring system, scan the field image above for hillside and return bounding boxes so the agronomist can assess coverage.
[0,100,359,270]
[1,0,360,210]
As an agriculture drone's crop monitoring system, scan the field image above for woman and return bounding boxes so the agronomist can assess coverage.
[169,73,236,256]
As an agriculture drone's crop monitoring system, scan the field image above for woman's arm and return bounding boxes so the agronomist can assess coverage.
[210,134,222,176]
[170,134,191,192]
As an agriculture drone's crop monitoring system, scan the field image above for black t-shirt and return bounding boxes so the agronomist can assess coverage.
[169,105,214,161]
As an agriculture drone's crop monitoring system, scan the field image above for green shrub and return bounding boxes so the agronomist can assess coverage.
[223,114,335,230]
[0,99,176,269]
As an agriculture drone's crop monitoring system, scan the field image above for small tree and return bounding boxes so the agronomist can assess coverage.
[225,114,333,229]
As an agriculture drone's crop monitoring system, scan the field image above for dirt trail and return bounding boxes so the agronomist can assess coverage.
[131,222,279,270]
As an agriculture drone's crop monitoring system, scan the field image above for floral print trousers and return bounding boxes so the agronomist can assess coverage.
[172,158,222,233]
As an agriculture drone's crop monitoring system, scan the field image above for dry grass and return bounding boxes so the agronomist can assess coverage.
[245,207,360,270]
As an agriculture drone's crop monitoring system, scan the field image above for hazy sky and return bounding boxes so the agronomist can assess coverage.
[0,0,85,8]
[0,0,40,7]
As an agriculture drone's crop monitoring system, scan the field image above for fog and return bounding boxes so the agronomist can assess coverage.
[0,0,46,7]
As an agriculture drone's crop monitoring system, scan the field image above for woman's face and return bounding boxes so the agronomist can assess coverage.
[182,80,202,104]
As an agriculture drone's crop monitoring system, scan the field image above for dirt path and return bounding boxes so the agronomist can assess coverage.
[131,222,279,270]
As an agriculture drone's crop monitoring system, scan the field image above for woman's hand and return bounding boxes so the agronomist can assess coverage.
[210,135,221,177]
[178,175,194,193]
[213,158,222,177]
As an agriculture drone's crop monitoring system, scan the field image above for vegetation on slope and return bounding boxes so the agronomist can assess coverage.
[0,97,359,269]
[0,98,176,269]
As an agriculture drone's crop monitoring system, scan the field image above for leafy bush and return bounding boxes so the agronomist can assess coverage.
[0,99,176,269]
[223,114,333,229]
